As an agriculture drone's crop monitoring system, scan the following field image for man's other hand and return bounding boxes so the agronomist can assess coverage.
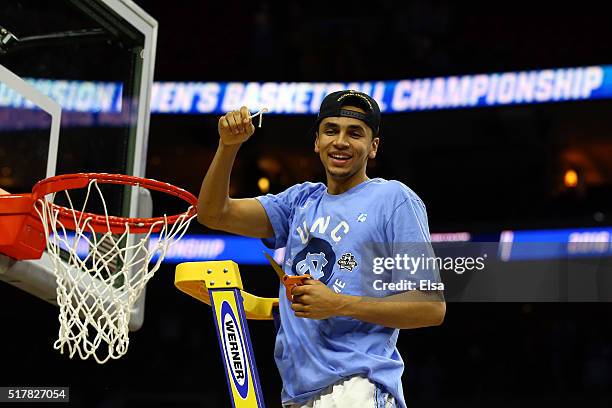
[290,279,350,320]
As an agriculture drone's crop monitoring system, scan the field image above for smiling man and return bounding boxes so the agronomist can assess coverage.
[197,90,445,408]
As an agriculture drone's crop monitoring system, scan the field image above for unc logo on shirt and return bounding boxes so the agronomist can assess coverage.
[296,252,327,277]
[291,238,336,285]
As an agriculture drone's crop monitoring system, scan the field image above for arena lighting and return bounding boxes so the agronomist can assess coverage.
[564,169,579,188]
[258,177,270,193]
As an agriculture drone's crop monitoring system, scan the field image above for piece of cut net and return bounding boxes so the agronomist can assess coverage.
[34,179,195,364]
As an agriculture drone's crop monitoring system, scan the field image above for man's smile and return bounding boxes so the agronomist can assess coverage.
[328,152,353,166]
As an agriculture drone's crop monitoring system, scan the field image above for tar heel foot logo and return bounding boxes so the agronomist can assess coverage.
[357,213,367,222]
[337,253,358,271]
[292,238,336,285]
[220,301,250,399]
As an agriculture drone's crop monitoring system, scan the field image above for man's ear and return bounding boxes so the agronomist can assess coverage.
[314,132,320,153]
[368,136,380,159]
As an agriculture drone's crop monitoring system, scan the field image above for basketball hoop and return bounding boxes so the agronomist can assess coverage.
[2,173,198,364]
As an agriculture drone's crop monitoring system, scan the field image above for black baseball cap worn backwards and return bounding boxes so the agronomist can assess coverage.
[315,90,381,136]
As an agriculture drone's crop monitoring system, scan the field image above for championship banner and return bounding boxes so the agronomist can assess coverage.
[52,227,611,264]
[499,227,612,261]
[1,65,611,117]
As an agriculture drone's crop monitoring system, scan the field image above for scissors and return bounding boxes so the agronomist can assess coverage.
[263,252,311,301]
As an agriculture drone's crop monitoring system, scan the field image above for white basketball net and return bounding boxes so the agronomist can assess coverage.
[34,179,195,364]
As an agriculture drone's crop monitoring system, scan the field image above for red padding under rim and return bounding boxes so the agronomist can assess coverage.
[0,194,46,259]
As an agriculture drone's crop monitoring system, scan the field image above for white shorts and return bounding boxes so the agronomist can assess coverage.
[284,375,396,408]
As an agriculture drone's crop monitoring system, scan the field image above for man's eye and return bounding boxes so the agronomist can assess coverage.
[324,129,336,135]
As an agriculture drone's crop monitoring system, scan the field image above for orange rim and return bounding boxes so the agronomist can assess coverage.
[32,173,197,234]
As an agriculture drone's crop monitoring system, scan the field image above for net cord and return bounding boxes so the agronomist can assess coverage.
[34,179,195,364]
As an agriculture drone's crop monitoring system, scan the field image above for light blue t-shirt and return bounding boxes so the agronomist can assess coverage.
[256,178,439,408]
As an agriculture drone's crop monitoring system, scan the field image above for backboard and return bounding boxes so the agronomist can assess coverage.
[0,0,158,330]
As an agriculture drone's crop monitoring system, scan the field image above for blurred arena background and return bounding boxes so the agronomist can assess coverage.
[1,1,612,407]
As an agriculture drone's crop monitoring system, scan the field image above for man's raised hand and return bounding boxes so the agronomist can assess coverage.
[218,106,256,146]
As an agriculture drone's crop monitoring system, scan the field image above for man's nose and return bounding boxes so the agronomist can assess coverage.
[333,131,350,148]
